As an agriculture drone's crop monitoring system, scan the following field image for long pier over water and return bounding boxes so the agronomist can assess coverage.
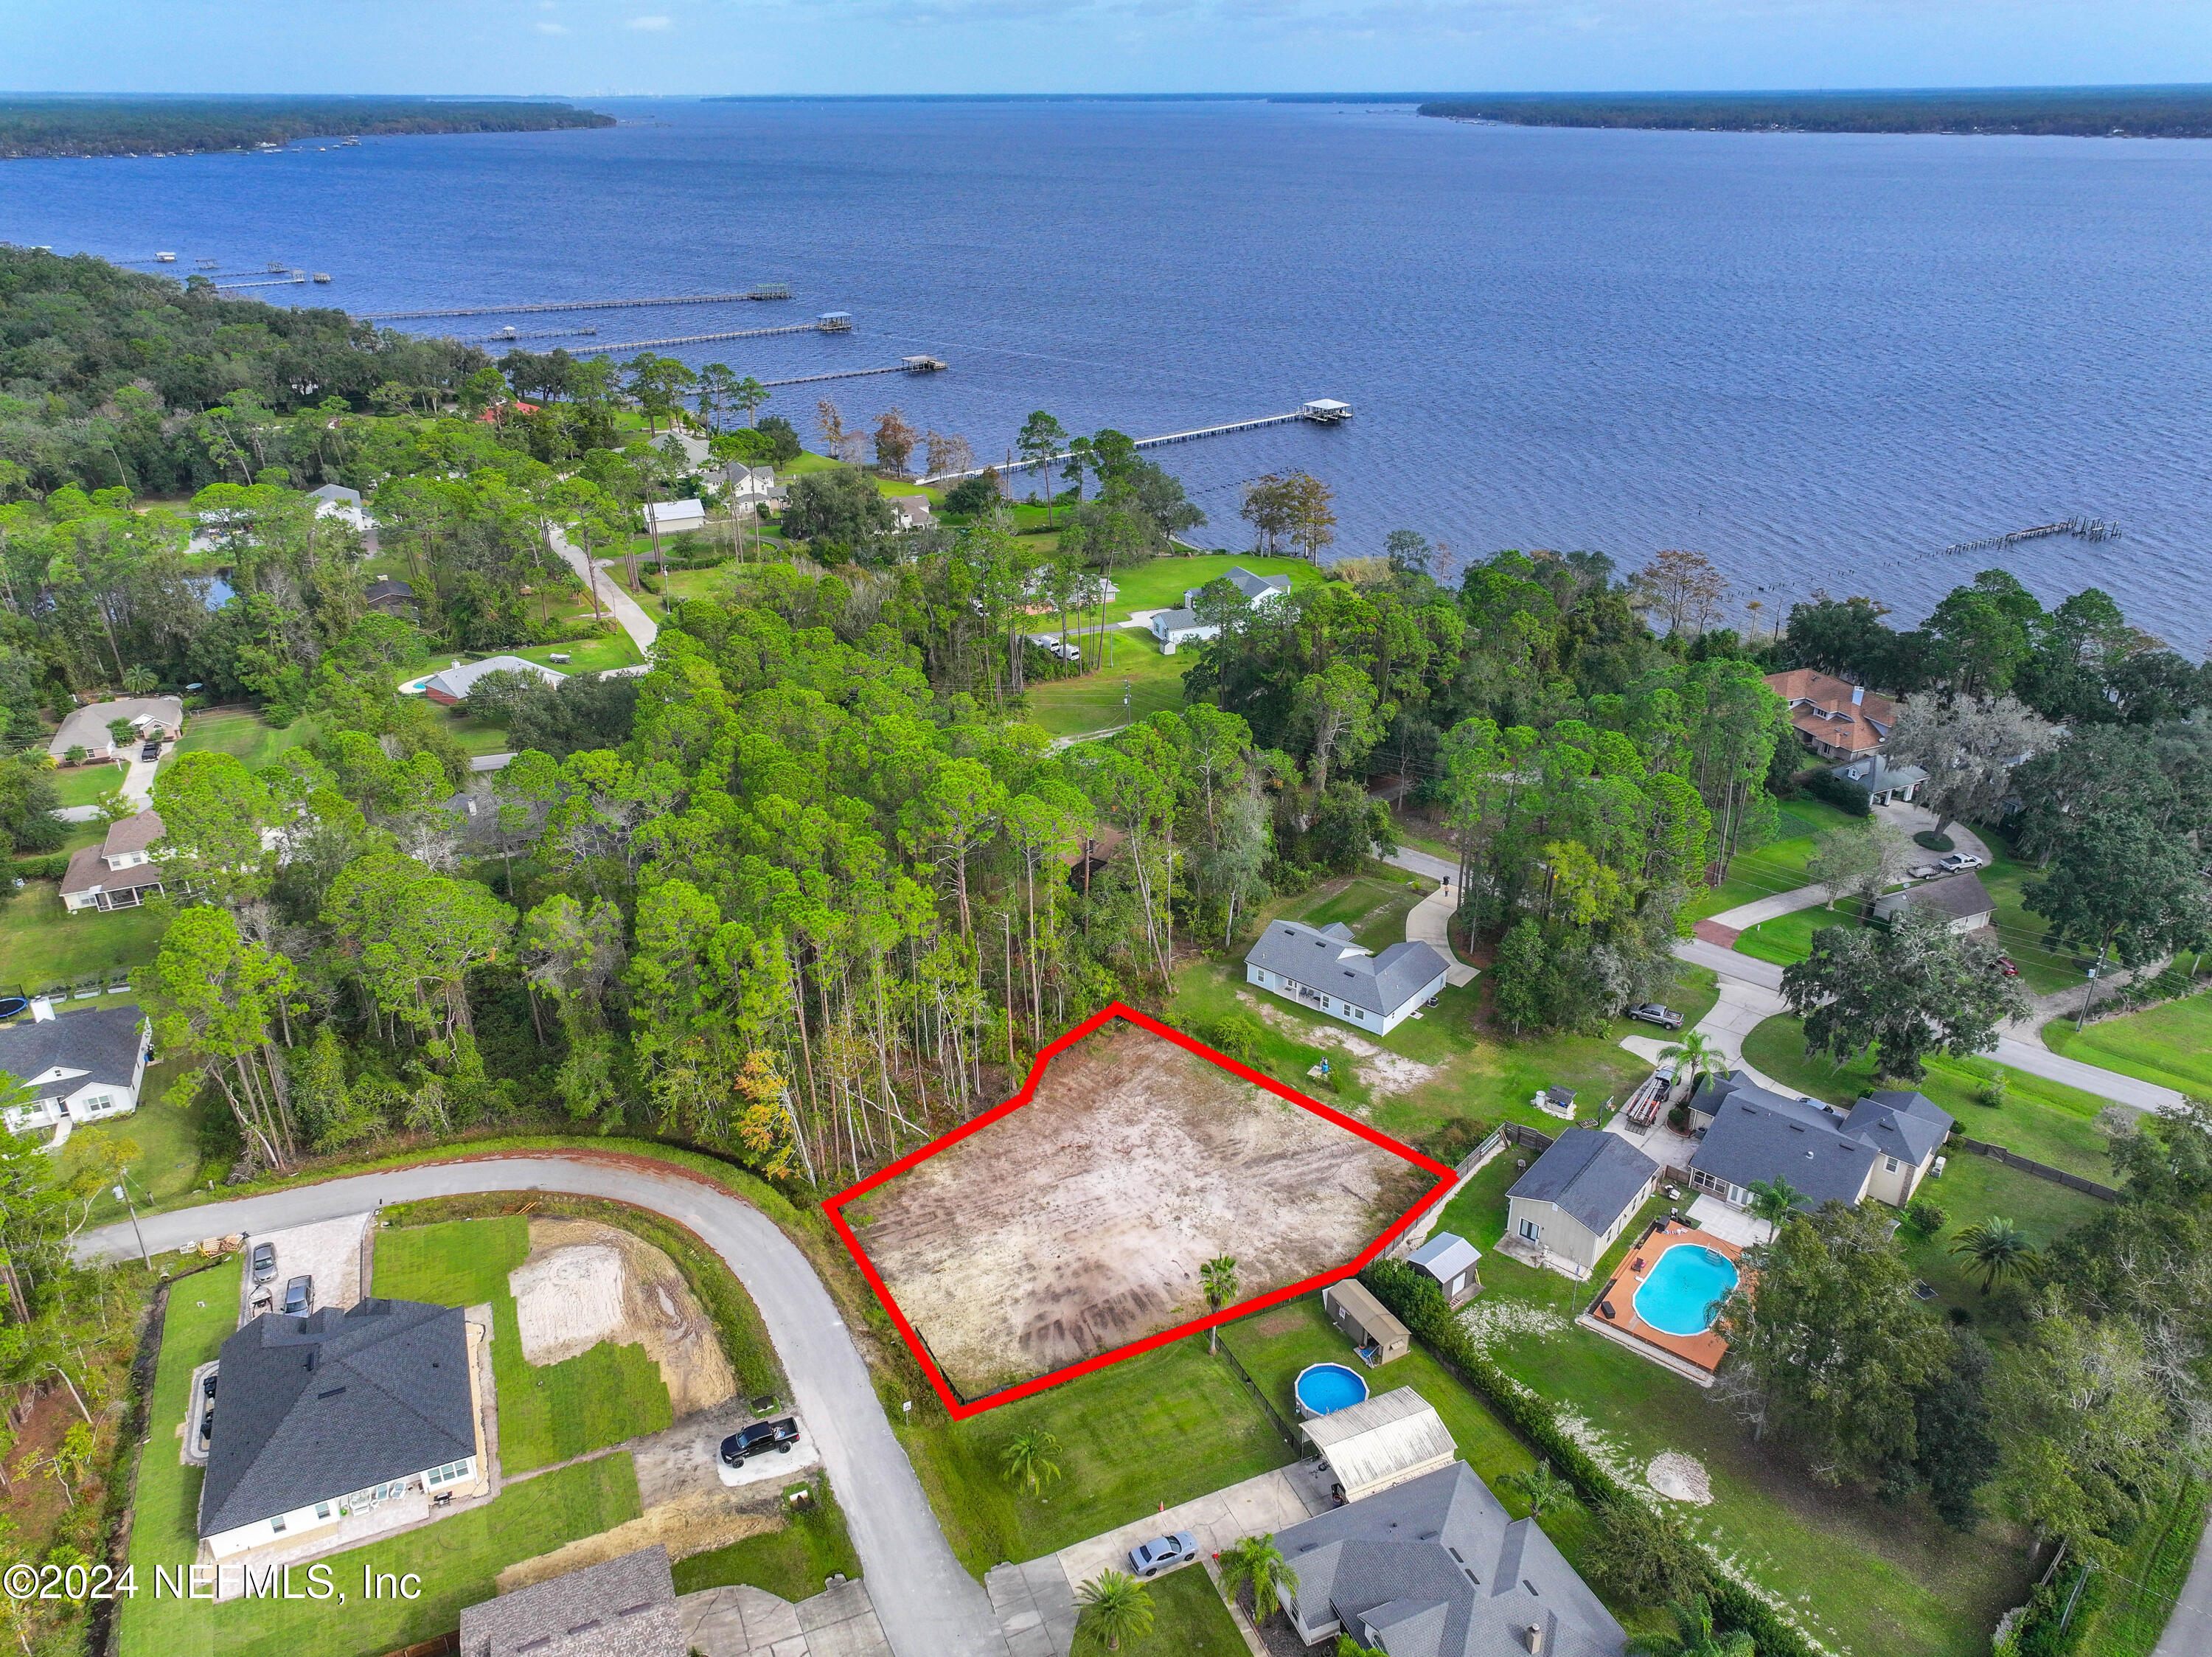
[918,399,1352,485]
[360,291,776,321]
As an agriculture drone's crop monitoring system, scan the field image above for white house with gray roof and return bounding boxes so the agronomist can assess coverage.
[1272,1460,1627,1657]
[459,1546,686,1657]
[1505,1129,1660,1279]
[0,1003,151,1134]
[1686,1071,1954,1213]
[1245,920,1449,1035]
[1149,565,1293,654]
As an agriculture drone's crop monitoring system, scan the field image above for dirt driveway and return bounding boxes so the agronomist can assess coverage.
[850,1022,1430,1394]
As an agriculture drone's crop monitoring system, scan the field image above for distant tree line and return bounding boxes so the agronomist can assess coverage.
[1417,88,2212,139]
[0,97,613,159]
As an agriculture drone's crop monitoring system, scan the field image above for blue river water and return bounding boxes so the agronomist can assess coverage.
[5,98,2210,642]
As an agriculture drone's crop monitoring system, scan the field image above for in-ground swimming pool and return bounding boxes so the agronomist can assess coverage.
[1294,1362,1369,1417]
[1632,1244,1739,1337]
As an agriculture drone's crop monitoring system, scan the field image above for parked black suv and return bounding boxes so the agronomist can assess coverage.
[139,740,161,762]
[720,1418,799,1467]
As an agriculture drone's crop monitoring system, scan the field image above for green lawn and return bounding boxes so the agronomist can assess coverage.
[1020,631,1186,739]
[670,1476,860,1601]
[1465,1196,2030,1656]
[173,707,319,770]
[1896,1153,2105,1314]
[1282,870,1433,954]
[0,890,167,995]
[55,1054,209,1220]
[439,711,515,757]
[119,1255,644,1657]
[372,1218,672,1472]
[1137,1563,1249,1654]
[2043,993,2212,1097]
[897,1335,1295,1575]
[1099,554,1323,622]
[1680,799,1862,923]
[49,763,128,807]
[1740,1014,2116,1181]
[2064,1477,2207,1657]
[1976,848,2098,996]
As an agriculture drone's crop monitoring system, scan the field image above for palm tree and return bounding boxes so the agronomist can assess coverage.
[120,664,157,695]
[1001,1428,1063,1498]
[1503,1459,1579,1519]
[1217,1533,1300,1626]
[1627,1594,1754,1657]
[1074,1569,1154,1652]
[1658,1029,1728,1087]
[1200,1255,1239,1353]
[1335,1639,1388,1657]
[1743,1178,1804,1232]
[1952,1217,2039,1293]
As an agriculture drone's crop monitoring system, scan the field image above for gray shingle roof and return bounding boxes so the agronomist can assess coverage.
[200,1298,476,1538]
[48,696,183,759]
[1874,871,1994,925]
[1845,1089,1955,1168]
[1245,921,1450,1017]
[459,1546,686,1657]
[425,656,568,701]
[0,1006,145,1094]
[1506,1129,1658,1236]
[1690,1073,1875,1207]
[1153,606,1207,633]
[1276,1462,1627,1657]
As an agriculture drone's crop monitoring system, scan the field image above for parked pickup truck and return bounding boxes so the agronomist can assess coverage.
[720,1418,800,1469]
[1626,1004,1684,1031]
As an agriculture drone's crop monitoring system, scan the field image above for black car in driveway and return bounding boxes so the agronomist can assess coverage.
[720,1418,799,1467]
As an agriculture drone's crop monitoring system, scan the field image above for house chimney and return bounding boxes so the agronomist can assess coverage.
[1851,684,1865,706]
[1522,1622,1545,1654]
[29,998,54,1024]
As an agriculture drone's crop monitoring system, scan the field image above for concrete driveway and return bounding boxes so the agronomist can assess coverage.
[551,526,659,655]
[77,1156,1009,1657]
[1382,847,1479,987]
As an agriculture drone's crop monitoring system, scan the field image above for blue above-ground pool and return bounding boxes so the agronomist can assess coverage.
[1633,1244,1740,1337]
[1295,1362,1369,1417]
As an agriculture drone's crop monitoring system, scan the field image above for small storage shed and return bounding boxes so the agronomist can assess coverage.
[1301,1386,1455,1504]
[1406,1232,1482,1307]
[1321,1279,1409,1366]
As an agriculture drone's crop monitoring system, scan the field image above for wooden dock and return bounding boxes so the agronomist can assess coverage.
[359,292,768,321]
[918,398,1351,485]
[1944,516,2121,555]
[573,321,841,355]
[757,357,947,389]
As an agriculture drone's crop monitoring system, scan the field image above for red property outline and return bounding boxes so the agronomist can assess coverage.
[824,1001,1456,1419]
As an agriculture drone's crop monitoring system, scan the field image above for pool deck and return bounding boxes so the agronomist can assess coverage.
[1578,1220,1744,1386]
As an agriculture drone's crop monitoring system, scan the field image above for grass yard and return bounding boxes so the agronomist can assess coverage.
[1019,631,1186,738]
[1680,798,1863,924]
[2062,1476,2207,1657]
[897,1335,1294,1575]
[670,1476,860,1601]
[173,707,318,770]
[1139,1564,1249,1654]
[55,1053,208,1220]
[1740,1015,2116,1181]
[2043,992,2212,1097]
[0,892,166,994]
[438,711,515,757]
[1281,869,1433,954]
[118,1257,644,1657]
[1168,954,1719,1153]
[1099,553,1323,622]
[1467,1198,2031,1656]
[49,763,128,807]
[1895,1152,2106,1313]
[372,1218,672,1473]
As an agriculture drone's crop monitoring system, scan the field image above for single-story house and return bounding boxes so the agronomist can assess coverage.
[1322,1278,1411,1366]
[1505,1129,1661,1280]
[1148,607,1212,654]
[364,577,417,618]
[308,483,366,529]
[1832,752,1927,805]
[47,695,184,763]
[1301,1387,1457,1504]
[59,810,170,914]
[1407,1232,1483,1306]
[201,1296,487,1559]
[1686,1071,1954,1212]
[1764,669,1896,762]
[1245,920,1450,1037]
[0,1003,152,1134]
[1271,1461,1628,1657]
[1150,566,1294,653]
[644,499,707,532]
[888,495,933,531]
[421,656,568,708]
[1872,870,1995,935]
[459,1545,686,1657]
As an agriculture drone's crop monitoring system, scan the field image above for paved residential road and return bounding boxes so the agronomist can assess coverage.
[77,1156,1009,1657]
[550,527,661,655]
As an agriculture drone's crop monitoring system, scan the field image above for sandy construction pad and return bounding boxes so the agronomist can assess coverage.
[497,1487,780,1592]
[849,1021,1433,1395]
[512,1219,737,1417]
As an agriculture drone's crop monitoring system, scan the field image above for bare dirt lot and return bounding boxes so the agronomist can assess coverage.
[515,1218,737,1417]
[849,1022,1432,1395]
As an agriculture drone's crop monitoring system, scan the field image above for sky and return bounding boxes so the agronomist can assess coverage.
[0,0,2208,97]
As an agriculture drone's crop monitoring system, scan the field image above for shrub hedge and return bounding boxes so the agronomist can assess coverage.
[1360,1259,1818,1657]
[1802,771,1871,816]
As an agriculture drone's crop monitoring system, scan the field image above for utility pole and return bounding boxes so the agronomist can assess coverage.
[114,1173,150,1268]
[2076,950,2107,1032]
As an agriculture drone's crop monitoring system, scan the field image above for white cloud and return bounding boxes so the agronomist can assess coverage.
[534,20,571,31]
[627,13,673,26]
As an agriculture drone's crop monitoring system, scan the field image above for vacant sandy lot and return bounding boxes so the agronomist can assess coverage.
[852,1022,1430,1395]
[513,1218,737,1417]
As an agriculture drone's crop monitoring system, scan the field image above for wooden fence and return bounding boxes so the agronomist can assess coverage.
[1952,1136,2118,1202]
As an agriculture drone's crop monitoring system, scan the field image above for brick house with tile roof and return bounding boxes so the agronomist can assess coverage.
[1764,669,1897,762]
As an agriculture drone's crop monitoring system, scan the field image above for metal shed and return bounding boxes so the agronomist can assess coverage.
[1301,1386,1457,1504]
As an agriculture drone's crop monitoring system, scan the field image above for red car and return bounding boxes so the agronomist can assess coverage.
[1994,956,2020,978]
